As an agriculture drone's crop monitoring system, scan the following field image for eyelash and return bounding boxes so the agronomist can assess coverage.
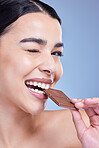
[27,50,63,57]
[27,49,39,53]
[51,51,63,57]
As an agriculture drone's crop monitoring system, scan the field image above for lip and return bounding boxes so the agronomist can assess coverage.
[25,78,52,100]
[25,78,53,84]
[28,88,48,100]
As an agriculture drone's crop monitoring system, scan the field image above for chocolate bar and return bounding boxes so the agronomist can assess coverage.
[44,88,76,109]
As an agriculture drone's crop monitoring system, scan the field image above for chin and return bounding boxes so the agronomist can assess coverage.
[28,106,45,115]
[20,101,46,115]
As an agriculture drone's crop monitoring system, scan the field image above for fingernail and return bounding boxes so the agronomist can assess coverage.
[71,98,78,101]
[85,98,91,100]
[76,102,82,105]
[75,102,82,108]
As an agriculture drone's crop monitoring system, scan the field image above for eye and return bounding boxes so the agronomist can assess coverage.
[51,51,63,57]
[26,49,39,53]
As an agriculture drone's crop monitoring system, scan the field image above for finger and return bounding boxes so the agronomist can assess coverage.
[71,98,82,103]
[85,107,99,116]
[84,98,99,107]
[85,108,99,126]
[75,98,99,109]
[85,107,96,118]
[84,98,99,114]
[94,106,99,114]
[75,101,85,109]
[71,99,84,109]
[70,109,87,140]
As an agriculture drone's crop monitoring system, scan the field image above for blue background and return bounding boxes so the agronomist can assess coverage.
[43,0,99,110]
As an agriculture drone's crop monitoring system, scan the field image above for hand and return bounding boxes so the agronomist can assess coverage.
[70,97,99,148]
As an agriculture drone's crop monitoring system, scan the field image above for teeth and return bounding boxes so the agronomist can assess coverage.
[30,81,33,85]
[35,89,38,92]
[41,83,46,89]
[29,88,45,94]
[39,91,44,94]
[33,81,38,86]
[26,81,50,89]
[38,90,44,94]
[31,88,35,91]
[45,84,50,89]
[26,81,30,85]
[38,82,42,87]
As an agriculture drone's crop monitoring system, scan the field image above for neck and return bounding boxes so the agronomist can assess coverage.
[0,97,37,147]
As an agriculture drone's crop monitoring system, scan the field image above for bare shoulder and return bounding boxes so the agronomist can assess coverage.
[39,109,88,148]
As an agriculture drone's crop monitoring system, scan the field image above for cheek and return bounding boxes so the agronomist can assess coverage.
[0,51,35,97]
[14,56,33,76]
[57,61,63,80]
[16,54,42,77]
[0,51,33,88]
[53,60,63,87]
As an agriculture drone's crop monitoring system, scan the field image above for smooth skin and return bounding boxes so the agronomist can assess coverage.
[0,12,99,148]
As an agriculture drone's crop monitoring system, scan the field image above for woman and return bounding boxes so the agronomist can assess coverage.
[0,0,99,147]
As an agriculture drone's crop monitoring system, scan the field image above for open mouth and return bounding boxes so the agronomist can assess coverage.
[25,80,50,94]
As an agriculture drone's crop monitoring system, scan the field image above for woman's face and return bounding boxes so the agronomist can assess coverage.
[0,13,63,115]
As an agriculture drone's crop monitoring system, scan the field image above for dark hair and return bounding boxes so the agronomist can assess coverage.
[0,0,61,36]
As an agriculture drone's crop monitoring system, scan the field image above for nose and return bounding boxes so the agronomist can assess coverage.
[39,53,57,76]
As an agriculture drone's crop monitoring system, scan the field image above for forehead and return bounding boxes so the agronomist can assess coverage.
[7,13,62,43]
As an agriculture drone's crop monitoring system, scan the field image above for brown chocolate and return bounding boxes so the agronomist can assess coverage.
[44,88,76,109]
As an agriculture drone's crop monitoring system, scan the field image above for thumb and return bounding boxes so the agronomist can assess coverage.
[70,109,87,141]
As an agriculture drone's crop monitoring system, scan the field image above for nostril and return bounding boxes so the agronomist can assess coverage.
[43,70,51,74]
[39,59,57,75]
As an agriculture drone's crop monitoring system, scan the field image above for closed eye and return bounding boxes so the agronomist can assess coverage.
[51,51,63,57]
[27,49,39,53]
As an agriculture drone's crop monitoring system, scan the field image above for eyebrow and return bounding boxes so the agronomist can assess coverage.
[20,38,47,45]
[20,37,64,48]
[54,43,64,48]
